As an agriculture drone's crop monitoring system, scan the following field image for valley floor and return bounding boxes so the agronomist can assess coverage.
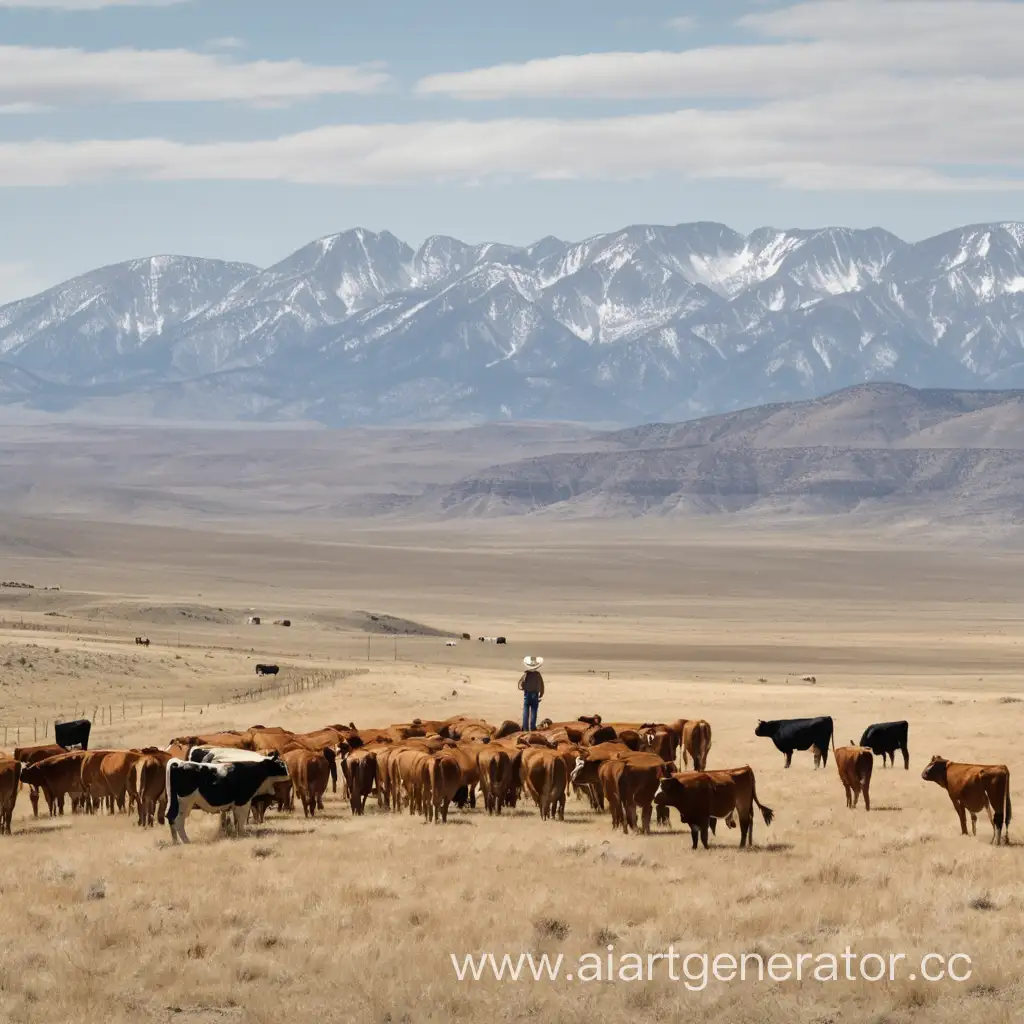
[0,517,1022,1023]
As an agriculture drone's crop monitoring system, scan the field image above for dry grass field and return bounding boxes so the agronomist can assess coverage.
[1,512,1023,1024]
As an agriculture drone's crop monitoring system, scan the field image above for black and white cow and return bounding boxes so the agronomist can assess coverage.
[165,756,290,844]
[859,720,910,769]
[754,716,835,768]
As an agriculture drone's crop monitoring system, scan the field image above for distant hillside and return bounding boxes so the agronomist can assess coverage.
[429,383,1024,523]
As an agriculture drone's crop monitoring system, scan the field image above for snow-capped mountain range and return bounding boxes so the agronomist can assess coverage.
[2,221,1023,424]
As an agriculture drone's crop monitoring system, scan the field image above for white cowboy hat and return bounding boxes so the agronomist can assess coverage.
[523,655,544,670]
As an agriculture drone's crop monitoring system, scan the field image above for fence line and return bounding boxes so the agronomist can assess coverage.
[0,668,366,748]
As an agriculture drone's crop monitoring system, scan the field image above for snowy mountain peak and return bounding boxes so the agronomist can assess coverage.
[0,220,1022,426]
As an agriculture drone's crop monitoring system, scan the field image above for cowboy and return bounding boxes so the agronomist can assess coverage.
[519,656,545,731]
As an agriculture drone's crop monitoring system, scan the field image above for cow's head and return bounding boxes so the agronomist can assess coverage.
[653,773,682,804]
[753,720,774,737]
[921,755,949,785]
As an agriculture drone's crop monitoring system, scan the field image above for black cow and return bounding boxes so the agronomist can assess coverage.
[859,720,910,769]
[54,719,91,751]
[754,716,834,768]
[496,636,507,644]
[255,664,279,676]
[165,757,290,843]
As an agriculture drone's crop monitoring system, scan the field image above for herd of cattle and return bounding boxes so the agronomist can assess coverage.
[0,711,1011,847]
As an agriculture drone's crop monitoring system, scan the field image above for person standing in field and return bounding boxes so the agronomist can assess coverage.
[519,656,545,731]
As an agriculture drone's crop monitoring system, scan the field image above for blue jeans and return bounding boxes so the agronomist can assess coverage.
[522,691,540,731]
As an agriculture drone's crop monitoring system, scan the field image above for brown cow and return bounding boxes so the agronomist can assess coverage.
[682,720,712,771]
[283,748,331,818]
[14,743,65,816]
[0,758,20,834]
[655,768,773,847]
[922,755,1012,844]
[20,752,88,815]
[426,751,463,823]
[477,745,514,815]
[651,771,715,849]
[135,753,172,827]
[613,753,674,835]
[392,747,431,815]
[345,747,379,815]
[519,747,567,821]
[835,744,873,811]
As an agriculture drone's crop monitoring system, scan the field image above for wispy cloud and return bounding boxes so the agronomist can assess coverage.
[416,1,1024,99]
[0,0,187,8]
[0,86,1021,191]
[0,46,390,107]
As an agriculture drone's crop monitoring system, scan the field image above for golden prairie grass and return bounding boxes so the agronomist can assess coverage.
[1,524,1024,1023]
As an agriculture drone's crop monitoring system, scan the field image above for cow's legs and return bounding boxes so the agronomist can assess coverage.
[232,804,248,838]
[862,781,870,812]
[970,812,978,836]
[640,803,652,835]
[901,746,910,771]
[784,751,793,769]
[954,802,969,836]
[689,824,699,849]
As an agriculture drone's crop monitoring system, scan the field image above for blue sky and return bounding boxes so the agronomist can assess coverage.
[0,0,1022,301]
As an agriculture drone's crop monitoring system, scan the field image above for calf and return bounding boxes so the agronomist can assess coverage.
[652,771,715,849]
[922,755,1011,844]
[755,716,834,768]
[166,756,290,843]
[859,721,909,770]
[834,744,873,811]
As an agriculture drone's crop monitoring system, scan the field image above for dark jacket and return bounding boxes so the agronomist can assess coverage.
[518,670,545,698]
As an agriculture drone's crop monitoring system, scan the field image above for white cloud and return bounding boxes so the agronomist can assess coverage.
[0,0,186,7]
[0,46,389,107]
[0,85,1021,191]
[416,1,1024,99]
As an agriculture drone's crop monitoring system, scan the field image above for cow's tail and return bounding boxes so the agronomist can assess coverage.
[1004,771,1012,836]
[699,722,712,771]
[488,756,500,810]
[751,773,774,827]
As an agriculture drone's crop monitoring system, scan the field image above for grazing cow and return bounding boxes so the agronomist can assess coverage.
[282,748,331,818]
[681,720,712,771]
[922,755,1011,844]
[14,743,65,817]
[651,771,715,849]
[254,664,280,677]
[520,747,568,821]
[0,758,20,834]
[754,716,834,768]
[136,753,171,827]
[344,747,379,815]
[613,754,674,835]
[656,768,773,847]
[20,752,88,815]
[54,718,91,751]
[859,721,910,770]
[835,744,874,811]
[165,756,290,844]
[477,745,514,815]
[426,751,463,823]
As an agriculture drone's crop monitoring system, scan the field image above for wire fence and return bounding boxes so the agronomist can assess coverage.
[0,668,365,749]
